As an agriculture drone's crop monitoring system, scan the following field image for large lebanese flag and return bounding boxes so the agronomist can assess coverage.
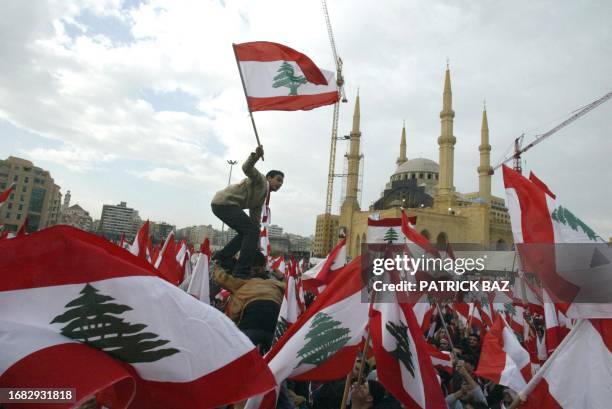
[0,226,275,408]
[503,165,612,318]
[234,41,338,112]
[475,316,532,393]
[521,319,612,408]
[245,257,369,409]
[370,294,447,408]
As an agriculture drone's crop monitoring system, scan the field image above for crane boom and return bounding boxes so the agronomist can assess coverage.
[493,91,612,171]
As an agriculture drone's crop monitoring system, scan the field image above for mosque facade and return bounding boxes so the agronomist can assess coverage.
[312,66,514,258]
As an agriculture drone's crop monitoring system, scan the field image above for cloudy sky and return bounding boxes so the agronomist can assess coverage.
[1,0,610,238]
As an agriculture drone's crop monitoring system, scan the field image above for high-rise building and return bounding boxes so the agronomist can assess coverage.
[99,201,139,241]
[0,156,62,232]
[267,224,284,238]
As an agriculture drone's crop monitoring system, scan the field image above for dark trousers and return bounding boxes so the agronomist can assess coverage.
[211,204,259,278]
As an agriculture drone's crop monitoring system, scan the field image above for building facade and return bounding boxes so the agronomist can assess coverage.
[0,156,62,232]
[312,66,514,259]
[98,201,140,241]
[60,204,94,231]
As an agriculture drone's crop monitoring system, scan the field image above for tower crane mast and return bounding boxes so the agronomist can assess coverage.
[321,0,347,215]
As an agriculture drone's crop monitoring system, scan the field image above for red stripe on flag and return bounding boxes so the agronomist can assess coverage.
[247,92,338,112]
[0,226,156,291]
[127,347,275,409]
[0,343,135,409]
[367,217,401,227]
[234,41,328,85]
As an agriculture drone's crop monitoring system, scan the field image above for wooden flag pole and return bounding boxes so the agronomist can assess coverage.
[232,43,264,160]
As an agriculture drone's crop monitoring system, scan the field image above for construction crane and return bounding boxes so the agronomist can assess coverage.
[493,91,612,173]
[322,0,347,215]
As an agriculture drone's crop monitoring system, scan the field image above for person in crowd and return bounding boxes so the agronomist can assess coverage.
[211,145,284,278]
[350,380,402,409]
[212,251,284,353]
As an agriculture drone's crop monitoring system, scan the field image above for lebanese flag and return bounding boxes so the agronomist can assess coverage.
[370,294,447,408]
[512,274,544,316]
[0,183,14,208]
[260,227,271,260]
[503,165,612,318]
[245,257,369,409]
[187,238,211,303]
[367,217,405,244]
[412,295,435,333]
[543,289,571,355]
[269,255,286,274]
[129,220,150,260]
[425,342,453,375]
[521,319,612,409]
[272,260,302,345]
[0,226,275,408]
[475,316,532,393]
[233,41,338,112]
[302,238,346,293]
[401,210,440,257]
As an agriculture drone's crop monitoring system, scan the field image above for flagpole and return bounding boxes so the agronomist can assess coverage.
[232,43,264,160]
[340,290,375,409]
[435,302,457,354]
[513,318,584,406]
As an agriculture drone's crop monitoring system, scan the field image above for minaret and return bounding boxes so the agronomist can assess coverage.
[396,122,407,166]
[62,190,71,211]
[339,92,363,258]
[343,92,362,209]
[478,103,492,202]
[437,63,456,199]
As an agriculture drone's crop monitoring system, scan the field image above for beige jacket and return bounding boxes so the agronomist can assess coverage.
[211,152,267,225]
[212,265,285,324]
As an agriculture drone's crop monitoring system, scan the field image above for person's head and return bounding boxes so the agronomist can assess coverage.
[461,354,478,374]
[467,334,480,348]
[266,170,284,192]
[503,388,517,404]
[352,357,370,380]
[250,251,268,277]
[439,338,450,351]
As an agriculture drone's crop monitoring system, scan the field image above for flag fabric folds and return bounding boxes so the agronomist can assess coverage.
[234,41,338,112]
[0,226,275,408]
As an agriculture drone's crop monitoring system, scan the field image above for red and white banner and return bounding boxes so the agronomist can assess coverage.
[475,316,532,393]
[234,41,338,112]
[245,257,369,409]
[0,226,275,408]
[370,294,447,408]
[187,238,211,303]
[521,319,612,408]
[302,238,346,293]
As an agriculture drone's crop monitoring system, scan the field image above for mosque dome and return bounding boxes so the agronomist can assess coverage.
[394,157,439,175]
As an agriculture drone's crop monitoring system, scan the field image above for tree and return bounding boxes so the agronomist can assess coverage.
[273,316,289,345]
[51,283,179,363]
[272,61,307,96]
[383,228,399,244]
[295,312,350,367]
[551,206,599,241]
[386,320,415,377]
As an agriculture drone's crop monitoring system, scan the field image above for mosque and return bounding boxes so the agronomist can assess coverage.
[312,66,514,258]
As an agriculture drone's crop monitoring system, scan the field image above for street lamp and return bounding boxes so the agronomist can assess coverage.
[221,160,238,245]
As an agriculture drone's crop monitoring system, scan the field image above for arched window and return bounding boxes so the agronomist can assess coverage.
[355,234,361,255]
[496,239,506,251]
[436,232,448,250]
[420,229,431,240]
